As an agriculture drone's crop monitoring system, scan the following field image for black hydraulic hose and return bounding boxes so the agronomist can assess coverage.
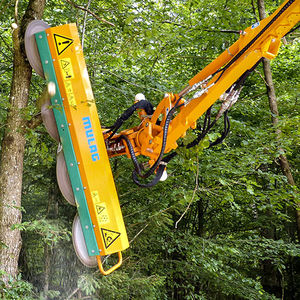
[121,103,226,187]
[132,163,165,188]
[117,135,142,175]
[117,134,166,188]
[131,97,182,186]
[133,107,230,188]
[187,58,260,150]
[108,100,154,139]
[137,97,182,179]
[186,108,213,149]
[234,59,262,90]
[160,111,230,169]
[209,111,230,147]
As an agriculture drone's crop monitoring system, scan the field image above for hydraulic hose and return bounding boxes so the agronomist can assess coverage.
[131,97,182,187]
[108,100,154,139]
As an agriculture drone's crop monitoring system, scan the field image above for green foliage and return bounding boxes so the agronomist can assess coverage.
[162,234,300,299]
[11,219,71,245]
[77,271,165,300]
[0,272,34,300]
[0,0,299,299]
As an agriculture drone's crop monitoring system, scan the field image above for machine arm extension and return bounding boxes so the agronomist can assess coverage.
[105,0,299,180]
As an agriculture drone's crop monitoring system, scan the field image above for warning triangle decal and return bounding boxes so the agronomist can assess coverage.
[101,228,121,249]
[96,204,105,215]
[60,59,70,69]
[54,34,73,55]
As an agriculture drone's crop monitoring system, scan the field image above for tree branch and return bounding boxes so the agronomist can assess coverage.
[175,157,199,229]
[65,0,115,27]
[251,0,259,22]
[204,29,240,34]
[26,82,55,130]
[81,0,92,49]
[101,69,163,92]
[162,21,240,34]
[14,0,19,24]
[26,113,42,129]
[129,224,149,244]
[0,31,13,58]
[66,288,80,300]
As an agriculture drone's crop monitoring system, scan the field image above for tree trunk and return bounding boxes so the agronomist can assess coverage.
[256,0,299,296]
[0,0,46,283]
[257,0,300,241]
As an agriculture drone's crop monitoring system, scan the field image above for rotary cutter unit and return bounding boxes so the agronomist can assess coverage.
[25,21,129,275]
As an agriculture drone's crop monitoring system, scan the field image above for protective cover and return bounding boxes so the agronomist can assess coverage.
[41,100,60,141]
[25,20,50,78]
[72,214,98,267]
[56,149,75,206]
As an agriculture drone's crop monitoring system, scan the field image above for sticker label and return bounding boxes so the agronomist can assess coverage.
[96,203,110,224]
[251,21,260,29]
[64,81,76,106]
[91,190,100,203]
[101,228,121,249]
[59,58,74,80]
[96,205,105,215]
[54,34,73,55]
[91,191,109,224]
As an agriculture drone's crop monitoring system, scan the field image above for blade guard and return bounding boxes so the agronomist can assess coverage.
[33,23,129,274]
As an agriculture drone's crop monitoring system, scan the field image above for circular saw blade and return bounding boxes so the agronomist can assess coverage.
[25,20,50,78]
[72,214,98,268]
[56,150,75,206]
[41,100,60,142]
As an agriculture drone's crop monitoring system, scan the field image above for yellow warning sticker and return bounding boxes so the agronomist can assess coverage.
[64,81,76,106]
[96,203,110,225]
[54,34,73,55]
[91,190,100,203]
[67,93,76,107]
[59,58,74,80]
[101,228,121,249]
[91,191,110,224]
[64,81,73,94]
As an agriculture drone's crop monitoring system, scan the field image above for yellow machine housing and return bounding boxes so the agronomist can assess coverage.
[45,24,129,261]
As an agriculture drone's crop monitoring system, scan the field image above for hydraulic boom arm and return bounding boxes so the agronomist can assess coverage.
[104,0,299,186]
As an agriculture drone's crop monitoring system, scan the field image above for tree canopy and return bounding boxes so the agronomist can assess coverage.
[0,0,299,299]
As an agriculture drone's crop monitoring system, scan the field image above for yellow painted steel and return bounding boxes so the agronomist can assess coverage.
[45,24,129,266]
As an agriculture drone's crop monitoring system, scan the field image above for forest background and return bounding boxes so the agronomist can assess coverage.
[0,0,299,299]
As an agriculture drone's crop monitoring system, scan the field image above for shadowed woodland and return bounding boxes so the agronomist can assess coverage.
[0,0,299,299]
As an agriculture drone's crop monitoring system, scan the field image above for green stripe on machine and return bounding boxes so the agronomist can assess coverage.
[35,30,99,256]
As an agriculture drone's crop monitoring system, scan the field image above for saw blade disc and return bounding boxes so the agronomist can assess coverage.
[72,214,98,268]
[56,150,75,206]
[41,100,60,142]
[25,20,50,78]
